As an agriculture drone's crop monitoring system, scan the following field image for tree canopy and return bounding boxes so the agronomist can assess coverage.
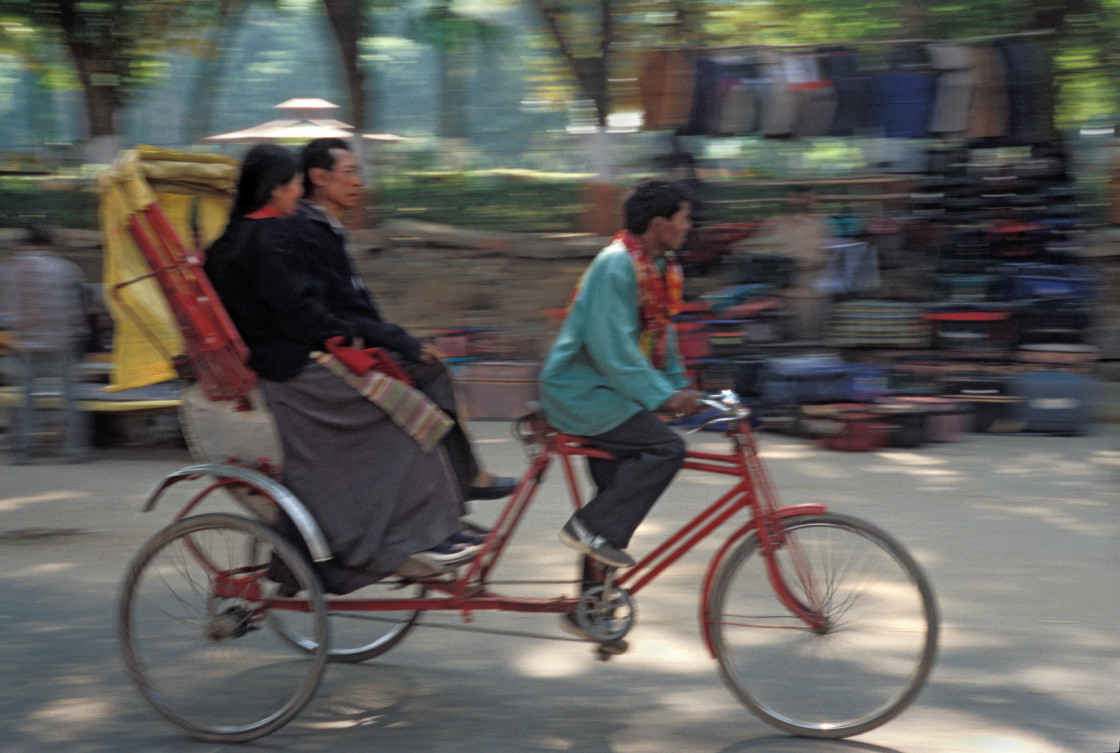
[3,0,1120,155]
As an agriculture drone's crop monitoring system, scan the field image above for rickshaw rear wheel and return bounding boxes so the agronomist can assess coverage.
[119,513,328,742]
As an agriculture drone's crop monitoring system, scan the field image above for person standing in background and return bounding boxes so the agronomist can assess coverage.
[0,225,89,463]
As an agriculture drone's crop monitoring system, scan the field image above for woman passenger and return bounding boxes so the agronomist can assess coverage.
[205,144,480,593]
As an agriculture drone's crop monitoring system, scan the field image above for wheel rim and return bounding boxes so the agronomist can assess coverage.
[120,514,327,741]
[711,515,937,737]
[267,579,423,663]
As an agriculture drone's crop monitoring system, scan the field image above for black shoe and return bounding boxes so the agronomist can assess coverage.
[559,516,635,568]
[558,613,629,655]
[274,581,302,598]
[467,476,517,500]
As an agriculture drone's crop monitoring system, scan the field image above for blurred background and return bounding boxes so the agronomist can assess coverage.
[2,0,1119,448]
[2,0,1120,229]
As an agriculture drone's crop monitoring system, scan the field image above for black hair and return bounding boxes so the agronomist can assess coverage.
[205,145,296,290]
[231,144,298,220]
[300,138,351,197]
[622,178,691,235]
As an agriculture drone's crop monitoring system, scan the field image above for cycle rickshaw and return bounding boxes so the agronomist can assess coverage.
[102,149,939,744]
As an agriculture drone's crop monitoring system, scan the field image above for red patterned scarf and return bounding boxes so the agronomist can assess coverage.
[566,232,684,369]
[617,231,683,369]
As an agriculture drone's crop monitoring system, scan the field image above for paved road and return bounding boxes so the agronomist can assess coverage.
[1,422,1119,753]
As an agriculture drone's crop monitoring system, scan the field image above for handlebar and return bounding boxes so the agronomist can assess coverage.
[685,390,752,434]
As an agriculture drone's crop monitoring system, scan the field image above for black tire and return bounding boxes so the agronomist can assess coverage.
[707,513,938,738]
[119,513,328,742]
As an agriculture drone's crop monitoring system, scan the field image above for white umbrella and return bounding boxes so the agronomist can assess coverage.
[204,119,354,143]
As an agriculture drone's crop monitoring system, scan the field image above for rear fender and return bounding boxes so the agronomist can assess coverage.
[142,463,332,562]
[698,504,826,657]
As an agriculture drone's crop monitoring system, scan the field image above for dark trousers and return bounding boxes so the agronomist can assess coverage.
[402,358,479,505]
[575,409,687,550]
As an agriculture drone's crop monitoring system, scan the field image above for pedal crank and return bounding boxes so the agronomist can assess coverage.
[574,582,635,644]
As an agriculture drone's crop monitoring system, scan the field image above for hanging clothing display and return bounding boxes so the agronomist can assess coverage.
[869,46,937,139]
[640,49,697,132]
[820,47,871,137]
[639,36,1053,145]
[789,53,839,138]
[995,38,1054,146]
[966,45,1010,140]
[759,51,799,138]
[926,43,974,136]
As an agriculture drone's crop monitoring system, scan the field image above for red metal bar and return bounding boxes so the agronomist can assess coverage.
[459,455,551,588]
[121,203,256,400]
[559,451,586,511]
[620,485,753,595]
[681,460,744,477]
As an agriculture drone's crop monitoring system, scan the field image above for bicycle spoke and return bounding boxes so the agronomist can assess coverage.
[120,514,327,742]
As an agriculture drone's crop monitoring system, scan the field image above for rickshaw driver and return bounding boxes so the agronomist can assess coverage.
[539,178,703,600]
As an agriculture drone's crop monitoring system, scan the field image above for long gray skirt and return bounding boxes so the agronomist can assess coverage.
[260,362,462,593]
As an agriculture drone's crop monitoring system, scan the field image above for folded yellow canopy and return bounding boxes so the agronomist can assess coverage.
[99,147,238,391]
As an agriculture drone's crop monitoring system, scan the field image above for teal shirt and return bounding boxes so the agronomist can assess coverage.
[539,240,689,436]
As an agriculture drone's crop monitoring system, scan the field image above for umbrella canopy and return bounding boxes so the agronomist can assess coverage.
[204,99,407,144]
[274,98,339,111]
[204,118,354,143]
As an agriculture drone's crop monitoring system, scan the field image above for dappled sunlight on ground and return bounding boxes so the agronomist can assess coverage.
[25,697,114,742]
[0,490,88,512]
[971,498,1116,538]
[3,562,76,578]
[512,639,598,679]
[1090,448,1120,467]
[622,625,713,673]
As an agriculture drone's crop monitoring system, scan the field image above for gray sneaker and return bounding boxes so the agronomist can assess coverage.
[558,516,635,568]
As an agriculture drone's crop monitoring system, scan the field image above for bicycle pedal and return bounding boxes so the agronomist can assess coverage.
[594,638,628,661]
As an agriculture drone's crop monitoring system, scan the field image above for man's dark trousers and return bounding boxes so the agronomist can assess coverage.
[576,409,687,549]
[402,358,479,507]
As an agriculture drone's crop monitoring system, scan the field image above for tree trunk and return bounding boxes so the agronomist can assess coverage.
[436,46,470,139]
[532,0,614,128]
[322,0,366,132]
[58,17,120,141]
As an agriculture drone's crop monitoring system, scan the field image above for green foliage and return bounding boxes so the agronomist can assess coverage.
[0,176,97,228]
[377,169,587,232]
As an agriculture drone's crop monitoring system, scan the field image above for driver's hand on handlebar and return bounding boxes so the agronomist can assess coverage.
[660,389,704,418]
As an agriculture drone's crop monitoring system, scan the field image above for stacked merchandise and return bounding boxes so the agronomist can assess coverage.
[909,146,1098,434]
[432,326,500,362]
[826,299,928,349]
[675,251,797,393]
[885,357,1095,436]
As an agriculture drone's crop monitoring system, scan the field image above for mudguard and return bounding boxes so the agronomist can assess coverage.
[142,463,332,562]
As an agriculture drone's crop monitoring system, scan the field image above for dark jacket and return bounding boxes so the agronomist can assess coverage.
[205,201,421,382]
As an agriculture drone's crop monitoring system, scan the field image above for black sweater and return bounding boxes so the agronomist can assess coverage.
[205,203,421,382]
